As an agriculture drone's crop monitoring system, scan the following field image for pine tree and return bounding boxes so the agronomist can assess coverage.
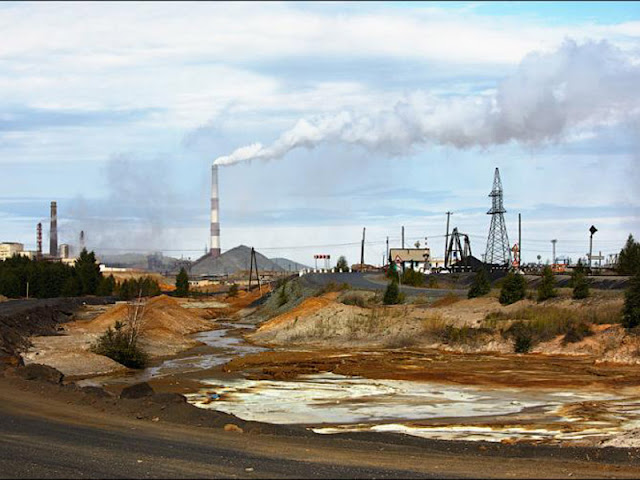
[618,234,640,275]
[468,268,491,299]
[74,248,102,295]
[622,272,640,330]
[383,279,401,305]
[175,268,189,297]
[499,272,527,305]
[537,265,557,302]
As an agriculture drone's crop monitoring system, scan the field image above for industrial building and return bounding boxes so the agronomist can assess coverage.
[0,242,33,261]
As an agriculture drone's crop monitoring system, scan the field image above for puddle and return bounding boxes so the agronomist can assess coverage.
[187,372,640,444]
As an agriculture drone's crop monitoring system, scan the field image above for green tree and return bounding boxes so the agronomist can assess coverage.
[61,274,82,297]
[499,272,527,305]
[571,262,590,299]
[336,256,349,272]
[97,274,116,296]
[618,234,640,275]
[74,249,102,295]
[537,265,557,302]
[401,268,425,287]
[468,268,491,299]
[622,272,640,330]
[383,279,401,305]
[175,268,189,297]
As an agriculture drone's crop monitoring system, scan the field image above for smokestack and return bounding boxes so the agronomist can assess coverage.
[36,223,42,259]
[49,201,57,258]
[79,230,85,252]
[210,165,221,258]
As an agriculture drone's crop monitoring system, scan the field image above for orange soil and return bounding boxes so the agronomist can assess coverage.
[71,295,211,341]
[223,348,640,393]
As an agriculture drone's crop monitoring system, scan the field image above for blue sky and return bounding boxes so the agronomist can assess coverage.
[1,1,639,266]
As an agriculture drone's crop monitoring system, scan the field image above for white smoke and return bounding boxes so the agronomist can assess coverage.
[214,39,640,166]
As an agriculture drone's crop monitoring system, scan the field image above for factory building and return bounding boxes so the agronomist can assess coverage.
[0,242,34,260]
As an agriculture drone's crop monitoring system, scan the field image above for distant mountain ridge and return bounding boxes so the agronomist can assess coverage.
[269,257,310,271]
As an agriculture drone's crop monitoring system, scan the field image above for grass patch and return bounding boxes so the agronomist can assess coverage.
[430,293,461,308]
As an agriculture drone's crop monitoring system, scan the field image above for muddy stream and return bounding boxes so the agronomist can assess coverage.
[82,319,640,446]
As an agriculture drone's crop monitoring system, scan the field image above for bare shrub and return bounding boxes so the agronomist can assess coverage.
[430,293,461,308]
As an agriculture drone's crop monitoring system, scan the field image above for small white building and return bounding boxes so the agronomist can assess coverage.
[389,248,431,273]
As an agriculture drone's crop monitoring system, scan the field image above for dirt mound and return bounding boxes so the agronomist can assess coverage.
[0,295,8,303]
[71,295,213,357]
[190,245,284,276]
[256,295,335,333]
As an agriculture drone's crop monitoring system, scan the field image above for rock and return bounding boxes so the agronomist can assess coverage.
[16,363,64,384]
[151,392,187,404]
[80,386,112,398]
[224,423,244,434]
[120,382,155,399]
[152,417,160,422]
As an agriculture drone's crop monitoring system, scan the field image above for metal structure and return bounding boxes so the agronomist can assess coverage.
[314,254,331,270]
[445,227,472,267]
[210,165,221,258]
[484,168,511,265]
[444,211,452,268]
[49,201,57,258]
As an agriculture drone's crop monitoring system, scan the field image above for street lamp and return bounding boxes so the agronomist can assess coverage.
[588,225,598,270]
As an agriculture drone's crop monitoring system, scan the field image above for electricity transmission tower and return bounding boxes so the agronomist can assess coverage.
[485,168,511,265]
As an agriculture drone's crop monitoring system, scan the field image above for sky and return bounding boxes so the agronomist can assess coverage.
[1,1,639,267]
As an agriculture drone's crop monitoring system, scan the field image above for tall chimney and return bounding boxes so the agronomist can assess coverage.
[79,230,85,252]
[49,201,57,257]
[210,165,221,258]
[36,223,42,259]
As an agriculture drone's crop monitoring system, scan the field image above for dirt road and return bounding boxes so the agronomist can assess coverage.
[1,374,639,479]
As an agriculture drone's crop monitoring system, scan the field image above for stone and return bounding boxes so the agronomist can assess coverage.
[16,364,64,384]
[151,392,187,404]
[80,386,112,398]
[120,382,155,399]
[224,423,244,434]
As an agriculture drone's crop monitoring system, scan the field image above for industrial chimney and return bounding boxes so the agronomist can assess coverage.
[79,230,85,252]
[210,165,221,258]
[49,201,57,258]
[36,222,42,259]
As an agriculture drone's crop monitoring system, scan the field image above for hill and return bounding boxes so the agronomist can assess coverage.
[189,245,284,276]
[269,257,310,272]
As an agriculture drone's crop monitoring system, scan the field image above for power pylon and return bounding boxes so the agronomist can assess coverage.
[485,168,511,265]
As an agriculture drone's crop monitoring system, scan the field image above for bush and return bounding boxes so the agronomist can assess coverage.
[401,268,425,287]
[277,283,289,307]
[468,268,491,299]
[383,280,401,305]
[228,283,239,297]
[572,272,590,299]
[514,332,533,353]
[562,322,593,344]
[499,272,527,305]
[427,276,439,288]
[340,292,369,308]
[622,273,640,330]
[537,266,557,302]
[336,256,349,272]
[90,321,148,369]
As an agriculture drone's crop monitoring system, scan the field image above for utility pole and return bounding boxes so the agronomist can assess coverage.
[589,225,597,270]
[444,211,452,269]
[360,227,366,269]
[401,226,405,249]
[551,239,557,265]
[386,236,389,264]
[518,213,522,267]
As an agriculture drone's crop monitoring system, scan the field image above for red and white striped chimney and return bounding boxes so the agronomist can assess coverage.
[210,165,221,258]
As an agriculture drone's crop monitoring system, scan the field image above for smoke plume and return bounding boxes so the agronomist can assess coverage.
[214,40,640,166]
